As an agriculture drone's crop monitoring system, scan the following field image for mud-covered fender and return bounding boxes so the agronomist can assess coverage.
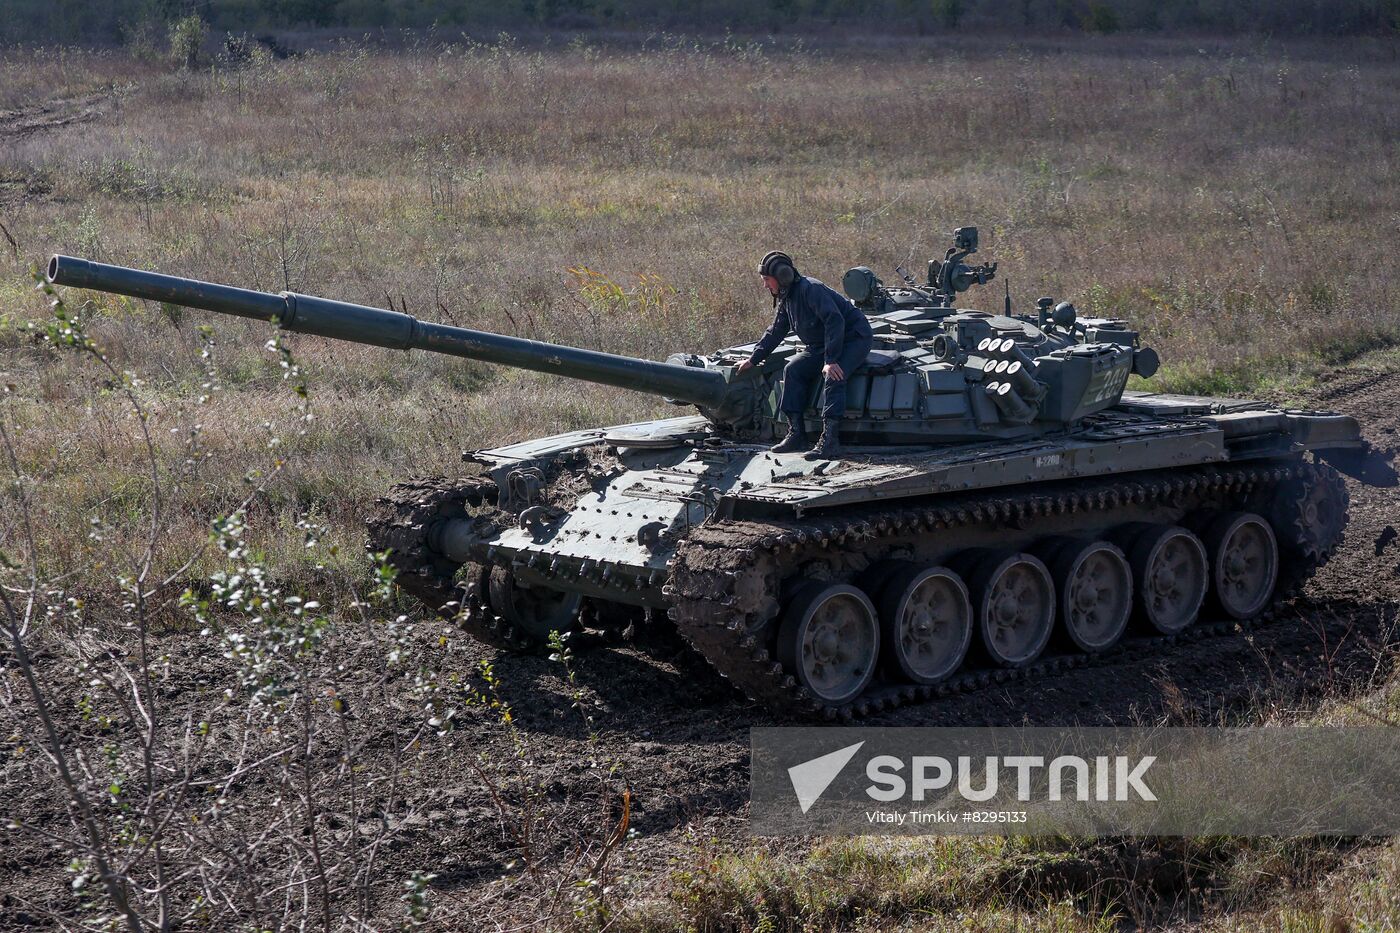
[1286,412,1399,487]
[1316,445,1399,487]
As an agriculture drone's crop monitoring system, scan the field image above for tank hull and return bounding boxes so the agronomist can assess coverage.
[368,390,1375,718]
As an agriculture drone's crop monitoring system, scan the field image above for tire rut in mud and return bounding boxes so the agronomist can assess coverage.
[0,91,115,141]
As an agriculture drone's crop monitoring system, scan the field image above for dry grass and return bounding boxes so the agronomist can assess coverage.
[2,33,1397,583]
[601,831,1400,932]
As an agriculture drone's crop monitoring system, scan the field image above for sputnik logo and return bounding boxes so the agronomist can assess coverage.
[787,741,865,814]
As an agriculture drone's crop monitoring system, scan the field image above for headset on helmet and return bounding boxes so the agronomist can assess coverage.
[758,250,797,289]
[758,250,793,275]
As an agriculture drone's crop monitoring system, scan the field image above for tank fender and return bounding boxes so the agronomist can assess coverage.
[1316,446,1399,488]
[1285,412,1364,447]
[1282,412,1398,487]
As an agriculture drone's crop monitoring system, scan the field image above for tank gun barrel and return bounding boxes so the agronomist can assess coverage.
[46,256,730,408]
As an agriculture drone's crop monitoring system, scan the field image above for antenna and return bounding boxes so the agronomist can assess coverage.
[1004,278,1012,317]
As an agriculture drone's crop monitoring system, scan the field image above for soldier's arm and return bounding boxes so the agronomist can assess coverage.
[816,288,846,363]
[749,306,790,364]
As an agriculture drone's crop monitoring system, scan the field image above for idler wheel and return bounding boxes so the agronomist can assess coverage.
[1204,512,1279,620]
[488,566,582,642]
[1124,524,1208,634]
[777,582,879,705]
[1040,539,1133,653]
[876,564,973,684]
[962,551,1055,667]
[1272,469,1347,565]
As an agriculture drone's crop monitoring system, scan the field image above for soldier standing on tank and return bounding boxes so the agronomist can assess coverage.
[735,251,874,459]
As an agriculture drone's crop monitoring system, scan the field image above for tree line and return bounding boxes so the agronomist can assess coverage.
[2,0,1398,48]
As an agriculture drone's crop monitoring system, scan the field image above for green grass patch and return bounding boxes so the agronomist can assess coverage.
[1136,325,1400,401]
[603,837,1127,932]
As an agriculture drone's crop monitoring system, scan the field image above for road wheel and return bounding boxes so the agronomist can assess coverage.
[1205,512,1279,620]
[1045,539,1132,653]
[777,582,880,705]
[1126,525,1208,634]
[965,552,1055,667]
[876,564,973,684]
[488,566,582,642]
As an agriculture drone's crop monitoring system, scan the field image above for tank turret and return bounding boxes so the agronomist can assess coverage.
[48,232,1157,446]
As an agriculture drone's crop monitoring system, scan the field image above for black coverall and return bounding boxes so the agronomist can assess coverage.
[747,275,874,420]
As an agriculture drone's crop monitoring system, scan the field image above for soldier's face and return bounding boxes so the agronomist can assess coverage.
[761,274,779,296]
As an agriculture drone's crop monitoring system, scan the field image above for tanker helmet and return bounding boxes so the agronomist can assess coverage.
[758,250,797,290]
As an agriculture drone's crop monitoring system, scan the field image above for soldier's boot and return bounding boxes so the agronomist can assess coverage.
[769,421,809,454]
[804,420,842,460]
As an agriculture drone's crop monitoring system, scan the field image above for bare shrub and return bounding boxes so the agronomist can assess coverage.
[0,282,633,929]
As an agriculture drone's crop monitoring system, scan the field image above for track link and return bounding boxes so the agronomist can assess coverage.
[367,461,1348,720]
[666,460,1347,720]
[366,476,536,651]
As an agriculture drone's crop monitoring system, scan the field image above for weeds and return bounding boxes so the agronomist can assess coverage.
[1,283,633,928]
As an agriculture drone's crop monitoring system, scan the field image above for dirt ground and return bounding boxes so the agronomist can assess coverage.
[5,364,1394,931]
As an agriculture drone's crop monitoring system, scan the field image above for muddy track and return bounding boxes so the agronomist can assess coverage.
[364,474,543,651]
[0,91,117,141]
[665,461,1341,720]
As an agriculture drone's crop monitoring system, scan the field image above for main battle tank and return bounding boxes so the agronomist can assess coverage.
[46,229,1396,719]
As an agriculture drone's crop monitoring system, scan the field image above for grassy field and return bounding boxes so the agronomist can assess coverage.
[1,31,1399,931]
[2,33,1398,574]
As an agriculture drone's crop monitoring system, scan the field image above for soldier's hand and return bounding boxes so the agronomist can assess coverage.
[736,359,755,375]
[823,362,845,382]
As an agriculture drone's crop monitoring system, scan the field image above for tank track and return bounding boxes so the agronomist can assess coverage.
[369,475,648,651]
[665,460,1348,720]
[368,461,1347,720]
[366,476,539,651]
